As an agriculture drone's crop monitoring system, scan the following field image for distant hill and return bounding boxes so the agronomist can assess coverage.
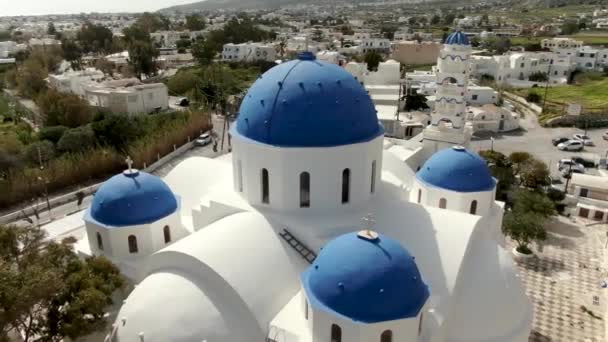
[159,0,603,13]
[160,0,304,13]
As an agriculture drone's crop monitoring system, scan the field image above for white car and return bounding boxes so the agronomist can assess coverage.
[557,159,585,173]
[557,140,584,151]
[572,134,594,146]
[194,132,212,146]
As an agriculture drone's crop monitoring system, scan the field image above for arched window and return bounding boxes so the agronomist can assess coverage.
[470,200,478,215]
[381,330,393,342]
[163,225,171,243]
[439,198,447,209]
[300,172,310,208]
[128,235,138,254]
[331,324,342,342]
[96,232,103,251]
[417,189,422,203]
[370,161,376,194]
[341,169,350,204]
[261,168,269,204]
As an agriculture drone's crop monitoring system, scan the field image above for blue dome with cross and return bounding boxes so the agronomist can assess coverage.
[302,231,429,323]
[235,52,384,147]
[88,169,178,227]
[445,31,470,46]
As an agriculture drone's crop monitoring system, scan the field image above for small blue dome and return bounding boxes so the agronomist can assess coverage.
[89,170,178,227]
[235,52,383,147]
[445,31,470,45]
[302,232,429,323]
[417,146,495,192]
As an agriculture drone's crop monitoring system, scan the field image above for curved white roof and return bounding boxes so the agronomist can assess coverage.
[114,212,308,342]
[445,231,532,342]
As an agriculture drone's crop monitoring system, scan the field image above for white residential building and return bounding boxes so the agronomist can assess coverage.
[85,81,169,115]
[47,69,106,96]
[0,41,25,58]
[575,47,600,71]
[567,173,608,221]
[541,37,583,52]
[221,42,276,62]
[360,38,391,54]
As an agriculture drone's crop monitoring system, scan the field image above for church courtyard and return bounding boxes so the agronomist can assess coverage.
[510,216,607,342]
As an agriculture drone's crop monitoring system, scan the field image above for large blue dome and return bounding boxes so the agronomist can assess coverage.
[235,52,383,147]
[302,232,429,323]
[445,31,470,45]
[417,146,495,192]
[89,170,178,227]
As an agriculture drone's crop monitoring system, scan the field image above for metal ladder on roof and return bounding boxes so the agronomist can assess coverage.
[279,228,316,264]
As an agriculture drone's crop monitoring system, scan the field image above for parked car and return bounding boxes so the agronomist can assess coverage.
[572,134,594,146]
[552,137,570,146]
[557,159,585,173]
[557,140,584,151]
[571,156,596,168]
[194,132,212,146]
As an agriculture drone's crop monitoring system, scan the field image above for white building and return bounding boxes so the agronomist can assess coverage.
[0,41,25,58]
[360,38,391,54]
[466,105,519,133]
[471,52,574,86]
[575,47,600,71]
[47,68,105,96]
[567,173,608,221]
[85,81,169,115]
[51,46,531,342]
[541,37,583,52]
[221,42,276,62]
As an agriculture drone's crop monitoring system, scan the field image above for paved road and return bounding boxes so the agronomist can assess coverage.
[8,114,232,228]
[470,111,608,178]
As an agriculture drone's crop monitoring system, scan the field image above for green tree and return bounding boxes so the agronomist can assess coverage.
[0,224,124,341]
[561,20,580,35]
[47,22,57,36]
[123,26,159,79]
[443,13,456,25]
[92,114,142,151]
[430,14,441,25]
[134,12,171,33]
[192,39,218,65]
[167,70,199,95]
[23,140,55,166]
[502,210,547,254]
[185,14,206,31]
[479,150,515,200]
[57,126,96,153]
[77,23,115,54]
[364,51,382,72]
[38,126,68,144]
[61,38,83,70]
[37,89,93,127]
[403,89,429,111]
[16,59,48,98]
[520,158,550,189]
[525,91,541,103]
[513,189,556,218]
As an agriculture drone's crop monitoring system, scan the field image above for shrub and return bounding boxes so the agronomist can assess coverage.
[38,126,68,144]
[57,126,96,153]
[37,89,94,128]
[526,92,541,104]
[528,71,548,82]
[23,140,55,166]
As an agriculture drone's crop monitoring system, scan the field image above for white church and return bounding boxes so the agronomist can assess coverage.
[71,31,532,342]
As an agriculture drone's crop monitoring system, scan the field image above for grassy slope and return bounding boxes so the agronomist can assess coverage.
[522,78,608,108]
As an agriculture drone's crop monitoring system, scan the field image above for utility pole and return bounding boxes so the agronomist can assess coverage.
[541,61,552,114]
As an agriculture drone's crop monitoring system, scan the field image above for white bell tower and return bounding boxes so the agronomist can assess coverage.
[423,31,473,155]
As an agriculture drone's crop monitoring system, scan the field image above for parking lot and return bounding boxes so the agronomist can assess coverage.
[470,112,608,179]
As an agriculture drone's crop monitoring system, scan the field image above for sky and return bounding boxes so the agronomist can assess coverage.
[1,0,201,16]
